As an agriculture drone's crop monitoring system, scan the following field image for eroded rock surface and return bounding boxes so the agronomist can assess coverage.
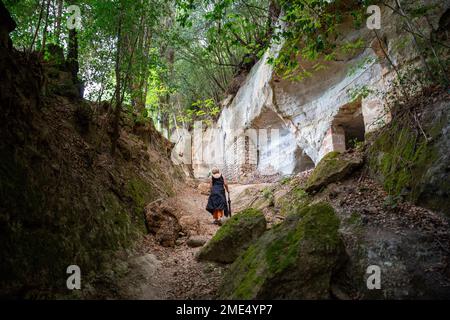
[218,203,345,299]
[368,93,450,216]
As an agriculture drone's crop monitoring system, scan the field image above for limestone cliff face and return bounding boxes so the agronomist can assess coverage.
[175,1,448,180]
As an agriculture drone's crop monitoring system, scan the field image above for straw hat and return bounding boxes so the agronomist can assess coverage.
[211,167,221,179]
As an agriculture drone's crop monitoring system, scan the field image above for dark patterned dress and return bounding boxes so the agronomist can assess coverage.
[206,175,229,217]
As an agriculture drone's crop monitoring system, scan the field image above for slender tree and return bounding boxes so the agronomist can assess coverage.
[55,0,64,42]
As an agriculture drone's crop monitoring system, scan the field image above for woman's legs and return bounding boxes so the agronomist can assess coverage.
[213,209,224,222]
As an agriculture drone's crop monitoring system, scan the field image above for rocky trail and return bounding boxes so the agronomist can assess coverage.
[110,180,294,300]
[109,164,450,300]
[114,183,269,300]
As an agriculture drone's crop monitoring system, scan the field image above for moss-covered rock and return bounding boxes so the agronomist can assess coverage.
[218,202,345,299]
[278,186,311,217]
[197,208,266,264]
[367,98,450,215]
[125,176,156,230]
[305,151,363,193]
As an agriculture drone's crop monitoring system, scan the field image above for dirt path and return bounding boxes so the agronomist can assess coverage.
[139,187,222,300]
[123,183,263,300]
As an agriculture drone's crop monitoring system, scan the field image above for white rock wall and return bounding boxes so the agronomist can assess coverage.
[173,0,448,180]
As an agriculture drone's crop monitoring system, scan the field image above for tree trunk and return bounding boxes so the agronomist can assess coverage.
[267,0,280,33]
[111,10,123,156]
[127,13,148,114]
[29,0,45,53]
[67,28,79,83]
[41,0,52,53]
[135,26,152,113]
[55,0,64,42]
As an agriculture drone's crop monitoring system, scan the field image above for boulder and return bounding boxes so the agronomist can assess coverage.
[305,151,363,193]
[145,203,182,247]
[179,214,201,236]
[218,202,345,299]
[197,182,211,195]
[196,208,266,264]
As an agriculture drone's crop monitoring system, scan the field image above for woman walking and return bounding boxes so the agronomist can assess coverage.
[206,167,230,224]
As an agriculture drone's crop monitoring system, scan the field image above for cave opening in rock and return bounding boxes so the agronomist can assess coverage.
[332,100,366,150]
[294,148,315,172]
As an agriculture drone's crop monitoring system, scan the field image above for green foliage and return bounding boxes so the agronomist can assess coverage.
[6,0,447,138]
[348,137,364,150]
[341,38,366,56]
[177,98,221,126]
[347,56,375,77]
[261,187,274,206]
[347,85,373,103]
[383,194,403,210]
[169,0,277,128]
[261,187,272,199]
[268,0,366,80]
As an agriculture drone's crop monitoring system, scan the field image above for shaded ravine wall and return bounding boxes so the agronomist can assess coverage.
[173,1,448,180]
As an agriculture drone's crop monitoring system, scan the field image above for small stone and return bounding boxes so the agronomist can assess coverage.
[187,236,207,248]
